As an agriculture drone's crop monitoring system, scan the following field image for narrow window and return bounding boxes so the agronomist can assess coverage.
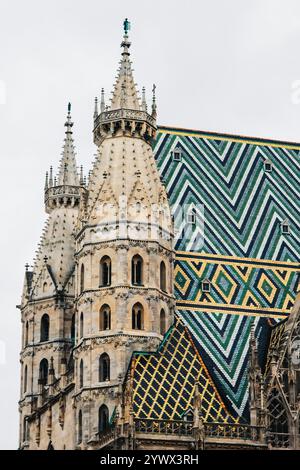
[80,264,85,294]
[100,256,111,287]
[160,309,166,335]
[160,261,167,292]
[25,321,29,346]
[78,410,82,444]
[98,405,109,434]
[79,359,84,388]
[39,358,48,386]
[99,305,111,331]
[40,314,49,342]
[80,312,84,338]
[131,255,143,285]
[99,353,110,382]
[23,417,28,442]
[132,303,144,330]
[71,314,75,343]
[24,365,28,393]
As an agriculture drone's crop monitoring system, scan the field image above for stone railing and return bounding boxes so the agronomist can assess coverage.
[135,418,193,436]
[204,422,261,441]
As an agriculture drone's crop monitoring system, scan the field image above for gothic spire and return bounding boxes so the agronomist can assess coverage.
[110,19,141,111]
[56,103,79,187]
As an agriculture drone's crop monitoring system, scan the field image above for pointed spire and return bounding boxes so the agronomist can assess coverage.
[142,87,147,112]
[80,165,84,186]
[151,84,157,118]
[56,103,79,187]
[100,88,105,112]
[44,171,49,190]
[93,97,98,120]
[49,166,53,187]
[110,19,141,111]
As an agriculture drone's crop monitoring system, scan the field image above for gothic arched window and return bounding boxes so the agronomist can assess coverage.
[99,305,111,331]
[100,256,111,287]
[25,321,29,346]
[80,264,85,294]
[40,314,49,342]
[39,358,48,386]
[79,359,84,388]
[132,303,144,330]
[98,405,109,434]
[78,410,83,444]
[24,365,28,393]
[160,261,167,292]
[160,309,166,335]
[131,255,143,285]
[99,353,110,382]
[267,388,289,448]
[80,312,84,338]
[71,314,75,343]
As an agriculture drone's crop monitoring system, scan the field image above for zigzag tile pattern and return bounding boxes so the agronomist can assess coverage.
[153,128,300,420]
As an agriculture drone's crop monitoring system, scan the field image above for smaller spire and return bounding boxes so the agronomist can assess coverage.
[100,88,105,113]
[49,166,53,187]
[151,84,157,118]
[80,165,84,186]
[93,97,98,120]
[142,87,147,112]
[44,171,49,190]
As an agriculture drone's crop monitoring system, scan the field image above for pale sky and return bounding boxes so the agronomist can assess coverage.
[1,0,300,449]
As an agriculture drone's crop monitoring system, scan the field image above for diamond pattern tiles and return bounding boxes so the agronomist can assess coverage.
[132,318,237,423]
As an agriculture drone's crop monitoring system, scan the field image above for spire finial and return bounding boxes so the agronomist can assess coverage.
[65,102,73,133]
[142,87,147,112]
[151,84,157,118]
[93,97,98,120]
[123,18,131,35]
[45,171,49,190]
[100,88,105,113]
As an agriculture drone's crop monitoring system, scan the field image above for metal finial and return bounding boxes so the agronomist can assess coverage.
[25,263,29,272]
[68,102,71,114]
[123,18,131,35]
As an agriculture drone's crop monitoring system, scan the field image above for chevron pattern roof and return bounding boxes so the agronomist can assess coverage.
[153,127,300,420]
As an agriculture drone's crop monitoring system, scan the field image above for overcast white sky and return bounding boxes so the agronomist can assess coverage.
[1,0,300,449]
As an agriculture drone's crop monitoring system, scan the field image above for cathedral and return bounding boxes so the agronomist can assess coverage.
[18,19,300,450]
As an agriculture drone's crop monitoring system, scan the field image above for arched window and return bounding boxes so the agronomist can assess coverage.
[99,305,111,331]
[78,410,82,444]
[160,309,166,335]
[80,264,85,293]
[25,321,29,346]
[268,388,289,448]
[100,256,111,287]
[80,312,84,338]
[99,353,110,382]
[79,359,84,388]
[132,303,144,330]
[71,314,75,343]
[24,365,28,393]
[160,261,167,292]
[131,255,143,285]
[23,417,29,442]
[98,405,109,434]
[40,314,49,342]
[43,282,47,293]
[39,358,48,386]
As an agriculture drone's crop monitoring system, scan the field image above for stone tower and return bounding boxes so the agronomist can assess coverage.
[18,105,83,448]
[72,21,175,446]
